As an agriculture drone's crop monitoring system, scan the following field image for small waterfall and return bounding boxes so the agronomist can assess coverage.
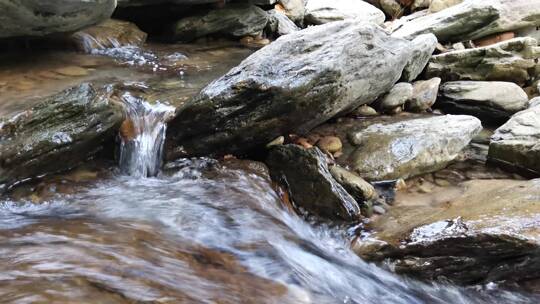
[119,92,175,177]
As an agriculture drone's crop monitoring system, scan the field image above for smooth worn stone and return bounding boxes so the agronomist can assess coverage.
[166,21,422,158]
[72,19,147,52]
[278,0,305,23]
[305,0,385,25]
[377,82,413,111]
[412,0,430,11]
[428,0,463,13]
[171,4,269,42]
[266,145,362,221]
[353,105,379,117]
[426,37,540,84]
[266,9,300,37]
[0,0,116,38]
[488,105,540,176]
[0,83,124,191]
[406,77,441,112]
[354,179,540,285]
[329,165,377,201]
[345,115,482,181]
[380,0,404,19]
[529,97,540,108]
[316,136,342,153]
[401,33,438,82]
[437,81,529,122]
[392,0,540,43]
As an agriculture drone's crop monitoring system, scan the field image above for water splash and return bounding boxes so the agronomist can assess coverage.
[119,92,174,177]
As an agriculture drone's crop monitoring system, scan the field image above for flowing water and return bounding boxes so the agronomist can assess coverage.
[1,42,539,303]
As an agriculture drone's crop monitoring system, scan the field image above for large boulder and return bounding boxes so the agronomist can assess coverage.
[171,4,269,42]
[311,115,482,181]
[354,179,540,285]
[437,81,529,122]
[426,37,540,84]
[400,34,438,82]
[488,105,540,176]
[392,0,540,43]
[0,0,116,38]
[304,0,385,25]
[266,145,362,221]
[0,83,124,191]
[166,21,427,158]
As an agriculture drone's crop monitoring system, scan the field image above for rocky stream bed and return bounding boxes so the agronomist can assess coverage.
[1,0,540,303]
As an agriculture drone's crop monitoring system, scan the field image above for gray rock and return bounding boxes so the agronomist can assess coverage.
[266,145,362,221]
[278,0,305,23]
[529,97,540,108]
[329,165,377,202]
[438,81,529,121]
[406,77,441,112]
[426,37,540,84]
[377,82,413,111]
[266,9,300,37]
[166,21,421,158]
[305,0,385,25]
[0,83,124,191]
[171,4,269,42]
[392,0,540,43]
[379,0,403,19]
[345,115,482,180]
[488,105,540,176]
[401,34,438,82]
[354,179,540,284]
[0,0,116,38]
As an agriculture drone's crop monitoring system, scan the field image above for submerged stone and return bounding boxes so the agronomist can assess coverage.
[72,19,147,53]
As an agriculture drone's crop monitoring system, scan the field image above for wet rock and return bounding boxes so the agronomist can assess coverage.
[377,82,413,111]
[345,115,482,180]
[171,4,269,42]
[329,165,377,201]
[0,0,116,38]
[401,34,438,82]
[166,21,423,158]
[392,0,540,43]
[437,81,529,122]
[426,37,540,84]
[266,9,300,37]
[316,136,342,153]
[488,105,540,176]
[266,145,362,221]
[406,77,441,112]
[0,83,124,191]
[305,0,385,25]
[354,179,540,285]
[72,19,147,53]
[428,0,463,13]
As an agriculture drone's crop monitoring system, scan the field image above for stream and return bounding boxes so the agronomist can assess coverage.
[1,42,539,304]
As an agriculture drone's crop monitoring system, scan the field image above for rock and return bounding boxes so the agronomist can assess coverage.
[392,0,540,43]
[428,0,462,13]
[437,81,529,122]
[380,0,403,19]
[266,136,285,147]
[488,105,540,176]
[266,145,362,221]
[401,33,438,82]
[344,115,482,180]
[0,0,116,38]
[474,31,515,47]
[530,97,540,108]
[171,4,269,42]
[316,136,342,153]
[426,37,540,84]
[353,105,379,117]
[72,19,147,53]
[329,165,377,201]
[166,21,422,158]
[305,0,385,25]
[377,82,413,111]
[354,179,540,285]
[406,77,441,112]
[266,9,300,37]
[412,0,431,11]
[278,0,305,23]
[0,83,124,191]
[517,26,540,41]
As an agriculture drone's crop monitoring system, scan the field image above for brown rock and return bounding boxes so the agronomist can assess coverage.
[474,32,515,47]
[120,119,137,141]
[317,136,342,153]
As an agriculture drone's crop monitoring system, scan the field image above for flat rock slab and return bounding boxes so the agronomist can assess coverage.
[0,0,116,38]
[166,21,428,158]
[488,105,540,176]
[305,0,385,25]
[354,179,540,285]
[0,83,124,191]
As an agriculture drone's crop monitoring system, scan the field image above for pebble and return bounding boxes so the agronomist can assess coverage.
[373,205,386,215]
[353,105,378,116]
[267,136,285,148]
[316,136,342,153]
